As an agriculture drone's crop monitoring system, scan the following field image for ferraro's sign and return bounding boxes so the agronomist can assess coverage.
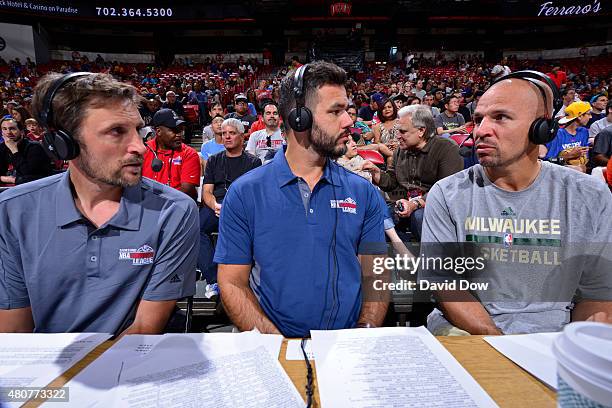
[538,1,602,17]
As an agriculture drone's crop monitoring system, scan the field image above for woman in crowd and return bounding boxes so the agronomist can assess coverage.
[9,105,31,129]
[372,98,399,164]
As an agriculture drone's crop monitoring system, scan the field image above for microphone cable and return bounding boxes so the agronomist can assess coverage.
[301,337,314,408]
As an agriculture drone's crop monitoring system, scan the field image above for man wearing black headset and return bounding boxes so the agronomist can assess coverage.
[421,71,612,336]
[214,61,387,337]
[0,72,198,334]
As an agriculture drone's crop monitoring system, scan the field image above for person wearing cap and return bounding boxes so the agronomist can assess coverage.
[421,71,612,336]
[162,91,189,144]
[0,73,198,334]
[543,101,592,172]
[357,93,382,126]
[142,109,201,200]
[587,94,608,128]
[224,94,256,135]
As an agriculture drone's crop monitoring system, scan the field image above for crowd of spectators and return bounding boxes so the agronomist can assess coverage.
[1,50,611,190]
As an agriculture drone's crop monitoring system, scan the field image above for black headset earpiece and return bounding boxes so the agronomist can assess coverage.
[493,70,561,145]
[40,72,91,161]
[287,64,313,132]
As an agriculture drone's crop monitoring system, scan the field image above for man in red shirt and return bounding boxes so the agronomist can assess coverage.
[142,109,201,200]
[547,63,567,89]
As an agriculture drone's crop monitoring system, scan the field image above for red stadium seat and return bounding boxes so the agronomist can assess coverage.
[184,105,199,123]
[450,134,473,147]
[357,150,385,165]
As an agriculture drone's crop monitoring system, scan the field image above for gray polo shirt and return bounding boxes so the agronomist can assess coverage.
[0,171,198,333]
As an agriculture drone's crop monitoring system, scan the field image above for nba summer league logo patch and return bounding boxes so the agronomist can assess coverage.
[330,197,357,214]
[119,245,155,265]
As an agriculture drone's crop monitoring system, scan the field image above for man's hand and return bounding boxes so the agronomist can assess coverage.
[214,202,222,217]
[218,264,281,334]
[586,311,612,324]
[361,160,381,185]
[562,147,583,160]
[451,125,468,134]
[395,199,416,218]
[120,300,177,337]
[0,175,16,184]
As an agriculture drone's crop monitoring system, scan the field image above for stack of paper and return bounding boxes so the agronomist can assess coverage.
[60,332,299,408]
[0,333,111,408]
[484,333,559,389]
[311,327,497,407]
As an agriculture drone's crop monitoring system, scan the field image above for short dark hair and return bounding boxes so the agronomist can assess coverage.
[0,117,24,131]
[606,100,612,116]
[406,96,420,105]
[209,101,223,112]
[32,72,141,141]
[443,95,459,108]
[561,87,575,97]
[261,99,278,112]
[278,60,347,128]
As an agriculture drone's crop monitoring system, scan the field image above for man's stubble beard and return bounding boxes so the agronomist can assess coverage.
[478,142,530,169]
[310,122,347,159]
[76,144,143,187]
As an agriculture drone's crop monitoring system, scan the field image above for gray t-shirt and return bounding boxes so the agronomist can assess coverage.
[421,162,612,334]
[589,117,612,142]
[434,112,465,131]
[246,128,284,163]
[592,127,612,158]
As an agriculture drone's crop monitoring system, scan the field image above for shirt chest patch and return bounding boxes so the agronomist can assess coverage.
[119,244,155,265]
[330,197,357,214]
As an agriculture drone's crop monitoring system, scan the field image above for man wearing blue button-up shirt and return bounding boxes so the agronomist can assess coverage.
[215,61,387,337]
[0,73,198,334]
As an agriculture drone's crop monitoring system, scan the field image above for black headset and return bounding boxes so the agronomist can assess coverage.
[40,72,91,161]
[287,64,313,132]
[493,70,562,145]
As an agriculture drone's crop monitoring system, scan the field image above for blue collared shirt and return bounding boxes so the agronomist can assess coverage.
[214,147,385,337]
[0,171,198,333]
